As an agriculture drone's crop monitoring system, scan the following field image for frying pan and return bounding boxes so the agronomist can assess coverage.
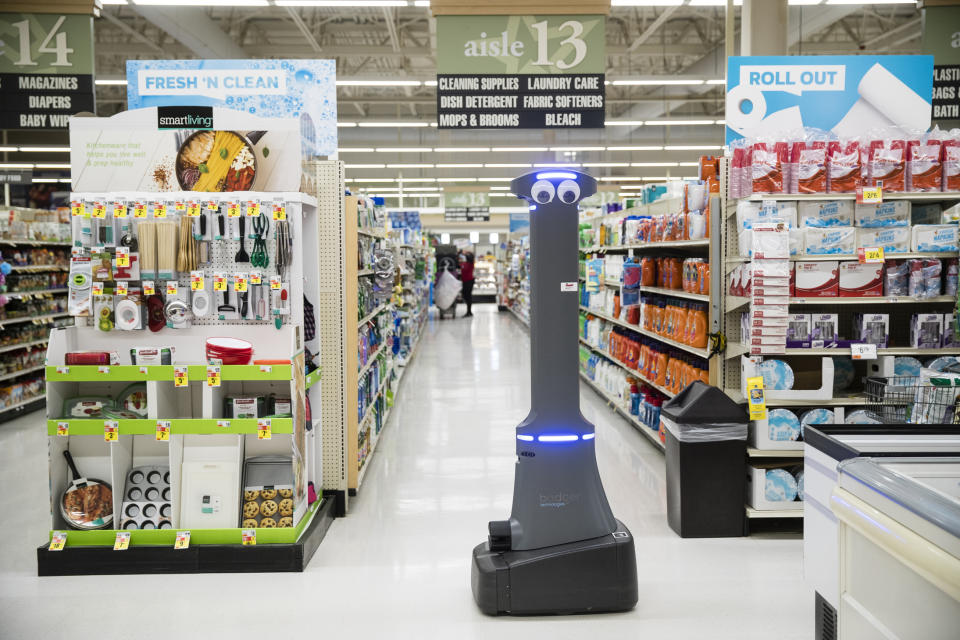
[59,450,114,530]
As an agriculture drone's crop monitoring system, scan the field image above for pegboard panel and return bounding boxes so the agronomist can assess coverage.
[306,161,350,497]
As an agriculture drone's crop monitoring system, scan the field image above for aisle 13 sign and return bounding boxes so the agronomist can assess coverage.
[436,15,605,129]
[0,12,95,129]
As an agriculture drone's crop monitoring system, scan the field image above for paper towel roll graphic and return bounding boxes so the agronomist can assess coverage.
[727,84,768,134]
[832,63,931,138]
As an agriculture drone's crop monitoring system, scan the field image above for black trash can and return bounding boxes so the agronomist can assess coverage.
[661,381,748,538]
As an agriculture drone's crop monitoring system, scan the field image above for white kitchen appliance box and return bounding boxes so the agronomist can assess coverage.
[794,261,839,297]
[838,262,884,297]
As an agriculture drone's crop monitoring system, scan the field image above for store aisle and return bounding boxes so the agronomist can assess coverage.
[0,304,810,639]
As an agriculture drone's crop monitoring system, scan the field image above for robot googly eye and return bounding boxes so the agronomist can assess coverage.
[557,180,580,204]
[531,180,555,204]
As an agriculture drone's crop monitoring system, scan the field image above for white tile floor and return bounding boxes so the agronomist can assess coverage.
[0,304,812,638]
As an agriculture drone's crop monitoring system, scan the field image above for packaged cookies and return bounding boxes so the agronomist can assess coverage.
[241,455,297,528]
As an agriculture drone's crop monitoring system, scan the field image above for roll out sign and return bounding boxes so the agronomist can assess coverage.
[726,55,934,144]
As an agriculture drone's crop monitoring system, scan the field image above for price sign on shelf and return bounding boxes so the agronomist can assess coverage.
[269,275,282,290]
[272,205,286,221]
[241,529,256,546]
[115,281,128,296]
[216,419,231,429]
[851,343,878,360]
[142,280,155,296]
[174,531,190,550]
[116,247,130,268]
[166,281,179,296]
[91,282,104,296]
[257,418,272,440]
[213,273,226,291]
[226,202,240,218]
[56,421,69,436]
[70,201,84,217]
[858,247,885,263]
[114,531,131,551]
[186,202,201,217]
[174,366,189,388]
[234,274,247,292]
[174,201,186,212]
[246,201,260,217]
[250,272,262,285]
[858,186,883,204]
[49,532,67,552]
[156,420,171,441]
[92,202,106,219]
[153,203,167,218]
[190,271,204,291]
[133,203,147,218]
[113,202,128,219]
[206,366,221,387]
[104,421,119,442]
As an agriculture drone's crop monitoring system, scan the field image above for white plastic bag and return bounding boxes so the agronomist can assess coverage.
[435,269,462,309]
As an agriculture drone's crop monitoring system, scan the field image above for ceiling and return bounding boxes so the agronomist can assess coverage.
[9,1,925,204]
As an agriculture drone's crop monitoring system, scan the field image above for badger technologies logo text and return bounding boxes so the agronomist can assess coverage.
[539,491,581,508]
[157,106,214,130]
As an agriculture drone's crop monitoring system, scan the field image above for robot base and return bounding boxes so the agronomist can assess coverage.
[471,520,638,616]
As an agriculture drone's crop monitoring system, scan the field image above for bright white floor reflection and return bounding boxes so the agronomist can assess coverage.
[0,303,811,639]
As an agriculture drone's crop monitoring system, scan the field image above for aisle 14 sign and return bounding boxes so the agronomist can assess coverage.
[0,12,95,129]
[436,15,605,129]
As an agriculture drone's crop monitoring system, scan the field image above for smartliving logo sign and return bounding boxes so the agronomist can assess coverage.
[157,106,214,130]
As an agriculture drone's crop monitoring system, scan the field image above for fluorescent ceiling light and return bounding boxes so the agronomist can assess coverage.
[406,193,443,198]
[469,232,480,243]
[607,146,663,151]
[376,147,432,152]
[337,148,375,153]
[0,146,17,152]
[337,80,421,86]
[605,121,645,127]
[363,187,401,192]
[134,0,268,4]
[434,147,490,153]
[534,163,580,167]
[619,185,646,190]
[485,163,532,168]
[102,0,128,4]
[582,162,629,167]
[32,178,63,183]
[95,79,127,86]
[438,177,477,182]
[491,147,548,152]
[18,146,70,152]
[715,119,726,125]
[345,164,386,169]
[549,146,604,152]
[337,122,357,128]
[33,163,70,169]
[490,193,518,198]
[424,80,438,86]
[490,207,529,213]
[400,178,437,182]
[358,122,429,128]
[435,163,484,168]
[612,79,705,86]
[475,178,510,182]
[387,163,434,168]
[827,0,913,4]
[664,145,723,150]
[489,233,499,243]
[0,163,34,169]
[645,119,717,126]
[599,176,644,181]
[490,186,511,191]
[679,162,700,167]
[611,0,684,5]
[347,178,395,183]
[706,79,727,85]
[275,1,406,6]
[689,0,742,4]
[633,162,679,167]
[401,186,440,191]
[789,0,822,4]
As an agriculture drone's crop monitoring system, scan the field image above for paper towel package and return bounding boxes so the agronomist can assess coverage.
[839,262,884,297]
[856,227,910,254]
[854,200,910,227]
[910,313,943,349]
[804,227,855,255]
[794,261,839,297]
[798,200,854,228]
[853,313,890,347]
[912,225,960,252]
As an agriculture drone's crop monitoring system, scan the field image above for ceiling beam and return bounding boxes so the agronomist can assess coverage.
[129,6,246,58]
[628,5,680,53]
[285,7,323,54]
[100,12,164,54]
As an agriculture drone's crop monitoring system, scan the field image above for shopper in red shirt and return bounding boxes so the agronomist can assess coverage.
[460,251,475,317]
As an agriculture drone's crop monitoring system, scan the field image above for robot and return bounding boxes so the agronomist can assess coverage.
[471,169,639,615]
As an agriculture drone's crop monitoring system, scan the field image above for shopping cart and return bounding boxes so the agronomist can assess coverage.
[865,375,960,424]
[434,244,461,320]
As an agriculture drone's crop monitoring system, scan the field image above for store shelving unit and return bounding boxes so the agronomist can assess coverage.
[38,188,335,575]
[473,257,497,300]
[717,157,960,527]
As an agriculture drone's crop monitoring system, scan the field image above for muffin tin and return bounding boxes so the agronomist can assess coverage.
[119,465,173,530]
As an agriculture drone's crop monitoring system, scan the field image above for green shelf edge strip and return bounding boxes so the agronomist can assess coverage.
[48,498,323,548]
[46,364,294,382]
[48,418,294,436]
[305,368,322,390]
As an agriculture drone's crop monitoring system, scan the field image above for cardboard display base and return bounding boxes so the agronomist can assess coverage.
[36,498,335,576]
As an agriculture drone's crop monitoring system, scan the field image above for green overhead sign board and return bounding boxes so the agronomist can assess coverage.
[436,14,605,130]
[444,191,491,222]
[922,6,960,122]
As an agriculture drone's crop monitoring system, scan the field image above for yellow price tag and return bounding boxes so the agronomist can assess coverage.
[241,529,256,546]
[745,376,767,421]
[92,203,106,219]
[206,365,221,387]
[270,275,282,290]
[860,186,883,204]
[233,274,247,292]
[142,280,155,296]
[272,205,286,221]
[70,201,85,217]
[213,274,227,291]
[166,281,179,296]
[116,248,130,268]
[153,204,167,218]
[257,418,272,440]
[174,366,189,388]
[174,201,186,212]
[859,247,884,263]
[250,272,262,285]
[246,201,260,217]
[115,282,128,296]
[92,282,104,296]
[56,421,69,436]
[156,420,171,441]
[114,531,131,551]
[133,203,147,218]
[226,203,240,218]
[174,531,190,550]
[113,203,128,219]
[104,421,119,442]
[49,531,67,551]
[186,202,201,217]
[190,271,204,291]
[216,419,231,429]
